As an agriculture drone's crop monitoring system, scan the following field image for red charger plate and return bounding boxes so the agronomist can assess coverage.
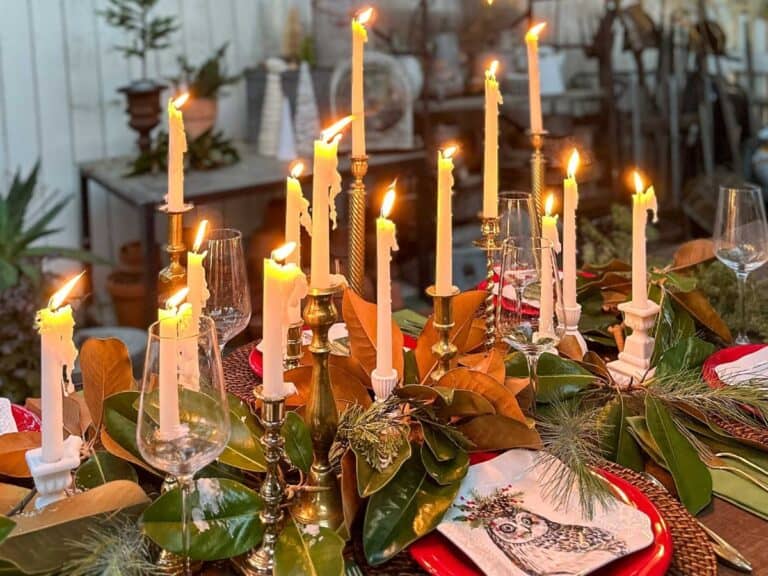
[409,452,672,576]
[701,344,767,388]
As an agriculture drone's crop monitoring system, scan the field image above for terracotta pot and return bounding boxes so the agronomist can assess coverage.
[106,271,146,329]
[183,97,218,140]
[119,80,166,153]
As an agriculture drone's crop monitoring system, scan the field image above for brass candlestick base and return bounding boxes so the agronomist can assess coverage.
[233,387,288,576]
[157,203,193,307]
[284,321,304,371]
[348,155,368,296]
[292,282,344,530]
[156,476,201,575]
[426,285,460,383]
[528,130,548,238]
[473,217,502,350]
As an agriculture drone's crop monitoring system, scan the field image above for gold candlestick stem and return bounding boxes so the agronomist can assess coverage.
[473,218,501,350]
[157,204,193,307]
[292,283,344,529]
[233,387,288,575]
[529,131,547,238]
[284,321,304,371]
[427,285,460,383]
[348,156,368,296]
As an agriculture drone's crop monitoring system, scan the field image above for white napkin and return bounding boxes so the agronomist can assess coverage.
[714,346,768,385]
[438,450,654,576]
[0,399,18,434]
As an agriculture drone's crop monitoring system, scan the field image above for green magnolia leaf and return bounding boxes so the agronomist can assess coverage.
[655,336,715,377]
[625,416,666,465]
[103,391,143,461]
[355,441,412,498]
[363,447,460,565]
[396,385,453,406]
[645,397,712,514]
[651,286,696,365]
[599,397,644,471]
[0,518,13,546]
[75,451,138,489]
[420,443,469,486]
[504,352,529,378]
[422,425,458,462]
[403,350,420,384]
[283,411,312,474]
[536,354,595,403]
[141,478,263,561]
[274,514,345,576]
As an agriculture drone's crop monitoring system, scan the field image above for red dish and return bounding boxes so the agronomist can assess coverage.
[10,404,41,432]
[409,452,672,576]
[702,344,766,388]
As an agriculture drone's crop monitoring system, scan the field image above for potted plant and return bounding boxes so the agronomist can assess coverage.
[99,0,178,153]
[172,43,241,139]
[0,164,103,402]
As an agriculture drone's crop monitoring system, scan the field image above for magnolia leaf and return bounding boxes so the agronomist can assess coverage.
[403,349,419,384]
[102,391,147,466]
[600,397,644,471]
[62,395,83,437]
[100,429,158,476]
[435,389,496,421]
[458,415,542,452]
[437,368,526,424]
[283,411,312,474]
[274,514,345,576]
[462,318,488,353]
[75,450,138,489]
[578,351,612,383]
[342,288,405,382]
[645,397,712,514]
[0,484,29,516]
[284,365,372,413]
[504,377,530,397]
[422,424,458,462]
[355,440,412,498]
[341,450,361,536]
[142,478,263,561]
[655,336,715,377]
[625,416,667,466]
[669,289,733,343]
[557,335,584,361]
[0,432,40,478]
[651,286,696,364]
[395,384,450,406]
[458,347,506,385]
[504,352,529,378]
[414,291,486,383]
[363,447,460,565]
[0,518,13,546]
[671,238,715,270]
[537,353,595,403]
[420,443,469,486]
[81,338,135,432]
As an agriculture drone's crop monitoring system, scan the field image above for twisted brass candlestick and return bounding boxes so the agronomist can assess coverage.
[292,282,344,529]
[348,156,368,296]
[234,386,288,575]
[157,203,193,307]
[427,285,460,383]
[529,130,547,237]
[284,321,303,371]
[473,218,502,350]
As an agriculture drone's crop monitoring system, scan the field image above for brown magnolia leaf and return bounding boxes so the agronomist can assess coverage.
[463,318,487,354]
[0,483,30,515]
[458,415,542,452]
[23,398,41,418]
[81,338,135,432]
[414,290,486,383]
[283,365,372,413]
[435,389,495,421]
[602,290,629,308]
[671,238,715,270]
[438,368,526,424]
[669,289,733,343]
[459,348,506,385]
[505,376,530,397]
[0,432,41,478]
[557,335,584,361]
[579,351,612,383]
[62,396,81,437]
[341,449,361,535]
[100,429,158,476]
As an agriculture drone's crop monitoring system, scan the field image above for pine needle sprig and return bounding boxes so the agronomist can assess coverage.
[536,400,616,519]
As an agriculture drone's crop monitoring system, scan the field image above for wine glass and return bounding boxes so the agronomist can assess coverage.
[204,228,252,350]
[497,237,564,407]
[137,315,231,570]
[713,184,768,344]
[499,191,537,241]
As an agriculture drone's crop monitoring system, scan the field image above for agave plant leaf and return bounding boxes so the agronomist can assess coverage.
[16,198,70,250]
[5,163,38,235]
[0,260,18,291]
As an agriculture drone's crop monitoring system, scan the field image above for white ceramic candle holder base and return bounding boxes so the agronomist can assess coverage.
[25,435,82,510]
[607,300,660,388]
[557,304,588,357]
[371,369,398,401]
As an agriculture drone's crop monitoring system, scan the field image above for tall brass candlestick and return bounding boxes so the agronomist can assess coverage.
[348,156,368,296]
[292,283,344,529]
[529,131,547,238]
[474,218,502,350]
[284,321,304,371]
[427,285,460,383]
[157,204,193,308]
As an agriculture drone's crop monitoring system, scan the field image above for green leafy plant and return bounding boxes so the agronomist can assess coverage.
[580,204,659,266]
[173,44,241,100]
[128,128,240,175]
[98,0,178,80]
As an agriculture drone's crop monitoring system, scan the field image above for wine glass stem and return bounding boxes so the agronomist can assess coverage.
[178,474,193,575]
[736,272,749,344]
[527,353,538,415]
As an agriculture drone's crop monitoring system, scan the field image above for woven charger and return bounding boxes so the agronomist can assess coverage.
[224,343,717,576]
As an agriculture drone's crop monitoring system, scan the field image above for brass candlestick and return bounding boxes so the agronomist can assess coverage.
[292,282,344,530]
[157,203,193,307]
[529,130,547,237]
[474,218,502,350]
[348,155,368,296]
[234,386,288,576]
[426,285,460,383]
[284,321,304,371]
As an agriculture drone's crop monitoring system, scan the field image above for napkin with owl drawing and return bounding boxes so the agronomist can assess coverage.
[438,450,654,576]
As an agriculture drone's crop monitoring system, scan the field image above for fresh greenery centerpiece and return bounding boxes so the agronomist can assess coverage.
[173,44,240,100]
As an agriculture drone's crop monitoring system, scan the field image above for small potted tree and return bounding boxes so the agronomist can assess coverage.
[99,0,178,153]
[172,43,241,139]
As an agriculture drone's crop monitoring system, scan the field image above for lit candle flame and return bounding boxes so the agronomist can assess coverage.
[487,59,500,78]
[442,145,458,160]
[173,92,190,109]
[355,6,374,25]
[381,181,396,218]
[486,0,494,5]
[271,242,296,264]
[193,220,208,253]
[290,160,304,179]
[526,22,546,41]
[545,193,555,216]
[49,271,85,310]
[322,116,353,143]
[567,149,580,179]
[633,170,644,195]
[165,287,189,311]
